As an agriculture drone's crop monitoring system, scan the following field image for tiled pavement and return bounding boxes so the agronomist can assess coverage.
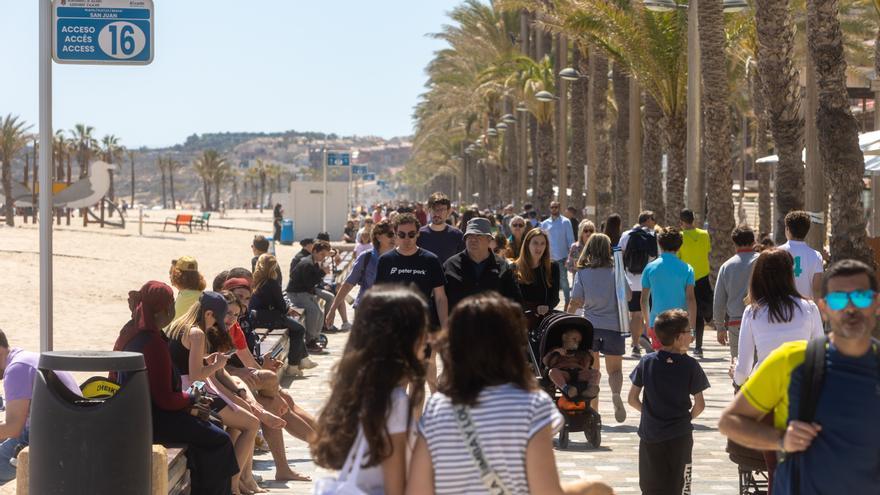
[254,325,743,494]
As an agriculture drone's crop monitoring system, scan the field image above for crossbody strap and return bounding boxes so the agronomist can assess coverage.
[338,428,368,482]
[453,405,512,495]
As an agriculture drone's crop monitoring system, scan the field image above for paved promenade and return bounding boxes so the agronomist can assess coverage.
[255,328,742,494]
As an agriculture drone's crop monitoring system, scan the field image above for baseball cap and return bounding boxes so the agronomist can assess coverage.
[464,218,493,238]
[199,291,228,333]
[222,277,251,292]
[173,256,199,272]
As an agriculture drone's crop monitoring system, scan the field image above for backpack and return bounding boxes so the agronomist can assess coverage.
[622,227,658,274]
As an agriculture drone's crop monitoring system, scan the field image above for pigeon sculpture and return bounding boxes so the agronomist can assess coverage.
[0,161,115,209]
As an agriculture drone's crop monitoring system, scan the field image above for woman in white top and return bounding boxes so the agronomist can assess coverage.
[311,286,429,495]
[733,249,825,386]
[407,293,613,495]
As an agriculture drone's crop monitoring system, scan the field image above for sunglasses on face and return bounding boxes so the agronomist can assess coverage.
[512,223,525,228]
[396,231,418,239]
[824,290,876,311]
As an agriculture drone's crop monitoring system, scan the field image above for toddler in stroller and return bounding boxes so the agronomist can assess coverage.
[542,329,601,401]
[529,312,603,448]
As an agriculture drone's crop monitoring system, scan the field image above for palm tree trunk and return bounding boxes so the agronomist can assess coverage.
[160,169,167,209]
[169,169,176,209]
[529,114,540,204]
[570,47,588,212]
[537,118,555,214]
[699,0,735,279]
[807,0,873,265]
[1,152,13,226]
[663,112,687,226]
[754,0,804,243]
[129,153,135,206]
[612,61,630,223]
[752,68,773,236]
[214,180,221,212]
[642,95,665,222]
[203,179,212,212]
[591,52,611,222]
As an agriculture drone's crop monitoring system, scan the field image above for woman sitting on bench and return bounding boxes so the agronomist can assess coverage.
[120,281,238,495]
[248,254,314,377]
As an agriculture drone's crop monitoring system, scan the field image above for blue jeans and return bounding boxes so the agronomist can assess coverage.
[554,259,571,307]
[0,427,29,482]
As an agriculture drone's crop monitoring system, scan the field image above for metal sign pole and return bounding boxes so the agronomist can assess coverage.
[322,147,327,232]
[39,0,54,352]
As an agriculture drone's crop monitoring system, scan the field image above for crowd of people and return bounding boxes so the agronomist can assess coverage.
[0,193,876,495]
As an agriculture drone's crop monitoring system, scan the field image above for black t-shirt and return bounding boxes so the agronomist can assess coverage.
[375,248,446,299]
[630,350,710,443]
[417,225,465,264]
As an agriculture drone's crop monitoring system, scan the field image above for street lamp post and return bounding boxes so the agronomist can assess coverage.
[558,35,569,209]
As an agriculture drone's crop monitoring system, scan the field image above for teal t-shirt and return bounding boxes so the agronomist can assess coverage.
[641,253,695,327]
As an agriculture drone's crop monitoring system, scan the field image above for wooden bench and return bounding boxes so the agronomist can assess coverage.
[163,214,194,232]
[15,445,189,495]
[192,212,211,231]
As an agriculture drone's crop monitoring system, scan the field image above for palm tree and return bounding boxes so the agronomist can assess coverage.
[193,150,226,211]
[591,49,612,222]
[569,46,588,211]
[1,115,31,226]
[212,158,232,211]
[541,0,689,225]
[698,0,735,276]
[167,158,182,209]
[642,95,665,221]
[753,0,804,242]
[751,67,773,237]
[100,134,123,203]
[156,156,169,208]
[253,159,269,212]
[806,0,872,265]
[127,149,136,207]
[71,124,97,179]
[519,56,557,213]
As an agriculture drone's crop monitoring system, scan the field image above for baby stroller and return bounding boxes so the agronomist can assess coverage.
[527,311,602,449]
[727,436,770,494]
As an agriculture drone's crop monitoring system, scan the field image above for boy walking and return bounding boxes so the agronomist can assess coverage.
[628,309,710,495]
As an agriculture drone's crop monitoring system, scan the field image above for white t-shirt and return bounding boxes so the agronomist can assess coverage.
[778,240,824,300]
[733,298,825,386]
[351,387,411,494]
[418,384,562,495]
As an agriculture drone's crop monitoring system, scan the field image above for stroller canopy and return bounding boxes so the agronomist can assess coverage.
[537,313,594,359]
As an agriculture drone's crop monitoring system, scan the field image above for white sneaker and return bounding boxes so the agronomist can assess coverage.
[341,322,353,332]
[612,394,627,423]
[285,365,304,378]
[299,357,318,370]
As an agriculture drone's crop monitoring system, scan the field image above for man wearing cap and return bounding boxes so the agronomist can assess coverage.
[251,235,283,284]
[443,217,523,311]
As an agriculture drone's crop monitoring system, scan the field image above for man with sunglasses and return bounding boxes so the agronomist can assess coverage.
[417,192,465,264]
[719,259,880,494]
[376,213,449,330]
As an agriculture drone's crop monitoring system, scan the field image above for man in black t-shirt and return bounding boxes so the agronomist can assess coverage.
[376,213,448,327]
[416,192,465,264]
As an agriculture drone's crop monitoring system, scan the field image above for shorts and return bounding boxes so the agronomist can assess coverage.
[592,328,626,356]
[628,290,642,312]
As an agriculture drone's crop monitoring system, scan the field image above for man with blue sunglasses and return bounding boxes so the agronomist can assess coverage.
[718,259,880,494]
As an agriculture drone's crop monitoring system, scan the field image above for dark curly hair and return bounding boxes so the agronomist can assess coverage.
[311,285,428,469]
[170,269,206,292]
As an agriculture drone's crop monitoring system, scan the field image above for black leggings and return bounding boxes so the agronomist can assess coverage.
[694,276,713,350]
[250,309,309,365]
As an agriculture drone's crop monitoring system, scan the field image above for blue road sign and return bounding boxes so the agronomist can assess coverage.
[327,151,351,167]
[352,165,368,175]
[53,0,154,65]
[364,173,376,181]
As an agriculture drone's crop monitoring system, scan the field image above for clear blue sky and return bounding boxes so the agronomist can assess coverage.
[1,1,465,148]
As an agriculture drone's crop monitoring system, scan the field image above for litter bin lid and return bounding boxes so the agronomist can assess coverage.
[39,351,145,372]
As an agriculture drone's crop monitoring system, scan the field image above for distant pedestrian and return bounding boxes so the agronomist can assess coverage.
[628,309,709,495]
[417,192,465,264]
[619,211,659,357]
[712,225,758,375]
[640,227,697,351]
[566,220,596,275]
[506,215,529,260]
[677,208,713,357]
[602,213,622,247]
[540,201,575,306]
[778,210,824,300]
[273,203,283,242]
[565,206,581,242]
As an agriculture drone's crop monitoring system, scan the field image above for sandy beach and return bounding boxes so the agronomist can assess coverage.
[1,209,302,354]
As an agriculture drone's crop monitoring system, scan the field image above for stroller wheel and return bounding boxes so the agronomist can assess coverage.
[318,334,329,348]
[585,412,602,448]
[558,426,570,449]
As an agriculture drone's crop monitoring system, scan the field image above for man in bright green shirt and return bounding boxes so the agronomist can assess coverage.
[677,209,713,357]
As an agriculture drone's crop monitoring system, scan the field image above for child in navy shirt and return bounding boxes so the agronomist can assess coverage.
[628,309,710,495]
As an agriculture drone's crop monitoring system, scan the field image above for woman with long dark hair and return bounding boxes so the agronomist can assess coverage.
[732,248,824,386]
[602,213,622,247]
[407,292,610,495]
[311,286,429,495]
[515,228,560,315]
